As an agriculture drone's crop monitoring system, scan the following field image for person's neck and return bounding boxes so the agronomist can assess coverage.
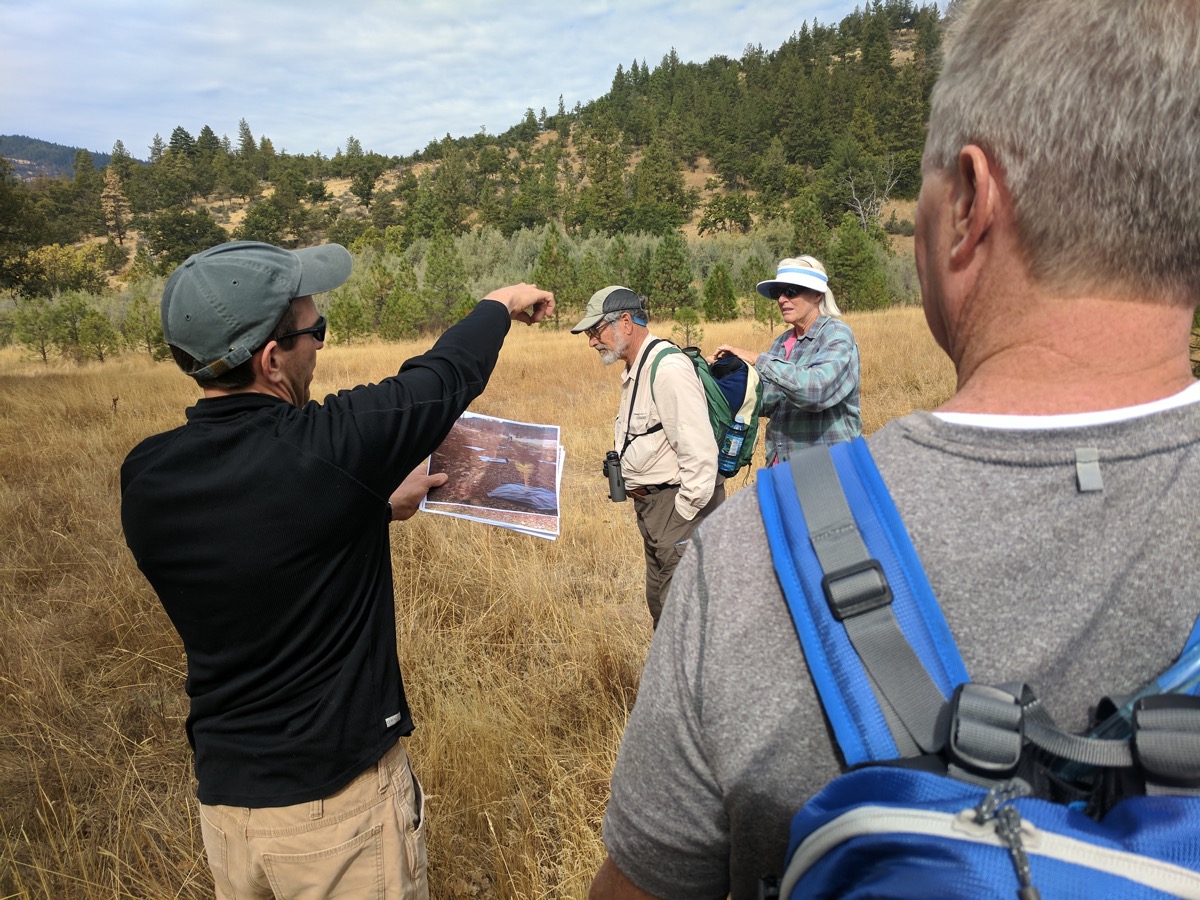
[622,330,651,371]
[939,294,1197,415]
[792,307,821,336]
[203,383,295,404]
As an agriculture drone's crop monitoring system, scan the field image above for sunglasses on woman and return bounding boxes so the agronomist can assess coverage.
[770,286,809,301]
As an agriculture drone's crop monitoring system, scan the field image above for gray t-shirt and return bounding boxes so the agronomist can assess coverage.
[601,402,1200,899]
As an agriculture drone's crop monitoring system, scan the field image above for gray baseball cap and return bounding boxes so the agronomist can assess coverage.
[161,240,352,379]
[570,285,647,334]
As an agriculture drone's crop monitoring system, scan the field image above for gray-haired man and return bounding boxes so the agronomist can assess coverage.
[574,286,723,627]
[590,0,1200,896]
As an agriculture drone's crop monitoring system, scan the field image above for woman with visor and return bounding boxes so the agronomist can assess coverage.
[710,255,861,465]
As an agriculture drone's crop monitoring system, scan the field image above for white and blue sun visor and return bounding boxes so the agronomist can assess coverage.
[757,264,829,299]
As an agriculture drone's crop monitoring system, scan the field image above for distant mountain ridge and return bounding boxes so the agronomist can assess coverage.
[0,135,117,180]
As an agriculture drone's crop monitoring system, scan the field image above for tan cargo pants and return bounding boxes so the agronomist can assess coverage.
[198,740,428,899]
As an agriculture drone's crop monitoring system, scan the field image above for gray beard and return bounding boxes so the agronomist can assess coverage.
[599,332,629,366]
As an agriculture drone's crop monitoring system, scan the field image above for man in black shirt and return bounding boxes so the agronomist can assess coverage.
[120,240,552,899]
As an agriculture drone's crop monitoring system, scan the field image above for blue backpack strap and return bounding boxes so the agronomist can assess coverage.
[758,437,969,766]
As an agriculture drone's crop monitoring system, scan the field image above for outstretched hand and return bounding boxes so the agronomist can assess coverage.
[389,466,449,522]
[483,283,556,325]
[710,344,756,366]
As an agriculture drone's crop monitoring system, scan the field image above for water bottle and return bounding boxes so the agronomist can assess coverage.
[717,416,748,476]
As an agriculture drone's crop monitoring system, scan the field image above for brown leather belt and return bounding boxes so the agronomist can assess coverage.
[628,482,680,498]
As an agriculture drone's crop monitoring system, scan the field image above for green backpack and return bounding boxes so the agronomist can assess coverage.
[649,341,762,476]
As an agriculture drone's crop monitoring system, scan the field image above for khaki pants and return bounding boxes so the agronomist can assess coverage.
[198,741,428,899]
[634,482,725,626]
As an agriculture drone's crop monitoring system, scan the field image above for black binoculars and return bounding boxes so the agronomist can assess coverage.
[604,450,626,502]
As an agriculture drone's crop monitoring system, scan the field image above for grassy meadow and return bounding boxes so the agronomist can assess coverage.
[0,309,955,899]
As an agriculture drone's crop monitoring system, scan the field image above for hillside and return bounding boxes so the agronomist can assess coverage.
[0,134,115,180]
[1,0,940,342]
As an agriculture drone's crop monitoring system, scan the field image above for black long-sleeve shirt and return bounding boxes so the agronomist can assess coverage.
[121,299,512,807]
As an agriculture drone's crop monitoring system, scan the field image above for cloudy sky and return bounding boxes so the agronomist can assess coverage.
[2,0,867,161]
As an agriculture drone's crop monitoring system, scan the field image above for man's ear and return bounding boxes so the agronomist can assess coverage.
[949,145,997,268]
[254,340,286,386]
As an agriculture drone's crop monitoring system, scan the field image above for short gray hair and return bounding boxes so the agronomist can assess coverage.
[607,308,647,325]
[924,0,1200,302]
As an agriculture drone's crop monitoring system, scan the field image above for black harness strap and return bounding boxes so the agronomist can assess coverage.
[619,338,668,457]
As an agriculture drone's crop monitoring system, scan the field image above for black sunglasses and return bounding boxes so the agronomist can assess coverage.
[769,286,808,301]
[277,315,327,344]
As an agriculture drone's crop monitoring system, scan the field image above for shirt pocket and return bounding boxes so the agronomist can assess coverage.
[627,409,654,437]
[621,410,659,472]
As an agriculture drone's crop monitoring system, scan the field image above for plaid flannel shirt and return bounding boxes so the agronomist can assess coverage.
[756,315,861,463]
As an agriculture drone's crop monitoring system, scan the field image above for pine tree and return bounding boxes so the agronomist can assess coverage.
[422,228,472,331]
[194,125,222,196]
[573,114,628,233]
[254,136,276,180]
[378,257,422,339]
[168,126,196,158]
[13,296,54,363]
[605,234,632,286]
[827,213,889,310]
[650,231,697,317]
[791,200,831,259]
[196,125,222,157]
[740,254,781,331]
[100,168,132,245]
[430,147,472,233]
[109,140,136,183]
[627,135,693,234]
[48,292,92,360]
[576,252,607,307]
[350,168,378,210]
[360,254,395,328]
[237,119,256,159]
[530,227,578,329]
[145,208,229,272]
[671,306,704,348]
[629,246,655,300]
[234,198,288,245]
[702,263,739,321]
[698,193,753,236]
[78,307,120,362]
[326,290,372,344]
[754,137,794,212]
[122,286,169,359]
[71,151,104,238]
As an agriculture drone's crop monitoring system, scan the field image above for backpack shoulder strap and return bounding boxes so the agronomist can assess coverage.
[647,340,686,403]
[757,438,969,766]
[738,363,763,422]
[618,339,669,454]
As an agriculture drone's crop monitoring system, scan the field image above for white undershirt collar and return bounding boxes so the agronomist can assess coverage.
[932,381,1200,430]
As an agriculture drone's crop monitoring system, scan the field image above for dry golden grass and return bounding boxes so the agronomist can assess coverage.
[0,309,954,899]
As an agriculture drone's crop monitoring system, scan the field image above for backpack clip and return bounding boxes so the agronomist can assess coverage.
[822,559,892,621]
[1132,694,1200,789]
[947,683,1025,778]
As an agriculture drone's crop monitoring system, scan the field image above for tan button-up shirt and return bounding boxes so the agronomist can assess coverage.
[614,334,719,520]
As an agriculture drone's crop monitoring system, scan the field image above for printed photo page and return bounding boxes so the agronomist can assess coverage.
[420,411,563,540]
